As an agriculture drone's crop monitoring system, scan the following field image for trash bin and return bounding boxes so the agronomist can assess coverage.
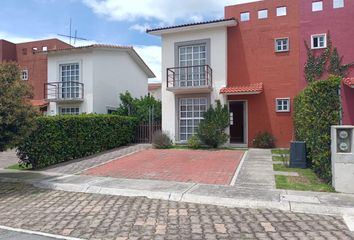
[290,141,306,168]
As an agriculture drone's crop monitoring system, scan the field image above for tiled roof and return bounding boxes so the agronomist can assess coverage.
[44,44,132,54]
[147,18,236,33]
[30,99,48,107]
[343,77,354,88]
[148,83,161,91]
[220,83,263,95]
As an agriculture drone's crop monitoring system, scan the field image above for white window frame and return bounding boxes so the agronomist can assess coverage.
[311,33,327,49]
[240,12,250,22]
[276,6,287,16]
[59,63,81,99]
[333,0,344,8]
[312,1,323,12]
[258,9,268,19]
[276,98,291,113]
[59,107,80,115]
[21,70,28,81]
[275,38,289,52]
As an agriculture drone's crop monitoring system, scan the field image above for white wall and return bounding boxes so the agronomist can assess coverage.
[161,27,228,141]
[149,88,162,100]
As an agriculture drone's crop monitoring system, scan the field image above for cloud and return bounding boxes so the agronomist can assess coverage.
[129,23,152,33]
[134,45,161,83]
[82,0,261,28]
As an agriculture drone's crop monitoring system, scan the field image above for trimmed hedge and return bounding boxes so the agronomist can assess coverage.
[17,114,137,169]
[294,75,341,183]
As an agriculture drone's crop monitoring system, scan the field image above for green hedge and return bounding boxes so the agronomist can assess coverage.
[294,75,341,182]
[17,114,137,169]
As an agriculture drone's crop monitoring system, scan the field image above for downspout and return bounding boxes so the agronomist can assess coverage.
[338,85,343,125]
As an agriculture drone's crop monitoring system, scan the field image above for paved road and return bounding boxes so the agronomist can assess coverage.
[0,229,61,240]
[0,150,19,169]
[0,183,353,240]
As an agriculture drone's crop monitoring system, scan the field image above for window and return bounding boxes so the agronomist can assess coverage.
[258,9,268,19]
[107,107,117,114]
[21,70,28,80]
[178,44,207,87]
[312,1,323,11]
[333,0,344,8]
[311,34,327,49]
[22,48,27,55]
[42,46,48,51]
[60,63,80,99]
[276,6,287,16]
[275,38,289,52]
[179,97,207,141]
[276,98,290,112]
[60,107,80,115]
[240,12,250,21]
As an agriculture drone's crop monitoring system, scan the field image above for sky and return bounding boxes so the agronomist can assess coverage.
[0,0,259,82]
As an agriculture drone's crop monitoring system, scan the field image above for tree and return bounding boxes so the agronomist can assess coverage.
[0,63,38,151]
[197,100,229,148]
[115,91,161,122]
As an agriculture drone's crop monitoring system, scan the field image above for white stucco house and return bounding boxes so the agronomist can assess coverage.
[147,19,237,143]
[44,44,155,115]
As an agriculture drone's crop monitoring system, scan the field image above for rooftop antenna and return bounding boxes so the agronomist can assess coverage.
[57,18,89,46]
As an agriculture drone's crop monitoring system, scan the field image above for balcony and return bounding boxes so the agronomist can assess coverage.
[167,65,212,94]
[45,81,84,102]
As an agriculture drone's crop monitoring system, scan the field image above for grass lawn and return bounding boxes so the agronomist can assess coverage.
[274,164,334,192]
[6,163,32,171]
[271,149,290,155]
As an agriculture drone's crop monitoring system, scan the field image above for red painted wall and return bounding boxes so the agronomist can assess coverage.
[0,40,17,62]
[225,0,300,147]
[299,0,354,125]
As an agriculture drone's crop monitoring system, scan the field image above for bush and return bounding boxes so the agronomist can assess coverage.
[17,114,137,169]
[152,131,172,149]
[187,135,201,149]
[197,100,229,148]
[294,75,341,182]
[253,132,276,148]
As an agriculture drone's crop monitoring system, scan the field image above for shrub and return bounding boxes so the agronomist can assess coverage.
[17,114,137,169]
[294,75,341,183]
[152,131,172,149]
[197,100,229,148]
[187,135,201,149]
[253,132,276,148]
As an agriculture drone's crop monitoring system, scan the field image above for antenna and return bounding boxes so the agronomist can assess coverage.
[57,18,89,46]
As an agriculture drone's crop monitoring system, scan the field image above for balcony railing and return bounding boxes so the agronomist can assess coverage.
[167,65,212,92]
[45,81,84,102]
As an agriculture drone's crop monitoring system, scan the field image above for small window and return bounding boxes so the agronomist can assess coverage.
[22,48,27,55]
[240,12,250,22]
[311,34,327,49]
[276,6,287,16]
[21,70,28,80]
[258,9,268,19]
[333,0,344,8]
[275,38,289,52]
[276,98,290,112]
[107,107,117,114]
[42,46,48,51]
[60,107,80,115]
[312,1,323,11]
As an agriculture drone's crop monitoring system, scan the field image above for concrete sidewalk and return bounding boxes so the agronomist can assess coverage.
[1,169,353,217]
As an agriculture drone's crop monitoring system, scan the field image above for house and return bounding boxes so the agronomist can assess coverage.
[148,0,354,147]
[0,38,72,111]
[44,44,155,115]
[148,83,162,100]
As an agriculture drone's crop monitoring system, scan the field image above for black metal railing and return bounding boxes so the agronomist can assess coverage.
[167,65,212,88]
[45,81,84,101]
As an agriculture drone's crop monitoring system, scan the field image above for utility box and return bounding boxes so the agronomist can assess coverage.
[331,125,354,194]
[290,141,307,168]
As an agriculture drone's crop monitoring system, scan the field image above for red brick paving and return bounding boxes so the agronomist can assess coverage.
[83,149,244,185]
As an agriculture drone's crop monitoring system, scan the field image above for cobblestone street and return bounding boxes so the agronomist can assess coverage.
[0,183,353,240]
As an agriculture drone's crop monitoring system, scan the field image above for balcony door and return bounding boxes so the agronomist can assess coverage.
[60,63,80,99]
[178,44,206,87]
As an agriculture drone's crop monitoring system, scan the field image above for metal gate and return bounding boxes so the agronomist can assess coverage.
[135,106,161,143]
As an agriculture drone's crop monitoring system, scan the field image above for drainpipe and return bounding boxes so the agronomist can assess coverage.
[338,85,343,125]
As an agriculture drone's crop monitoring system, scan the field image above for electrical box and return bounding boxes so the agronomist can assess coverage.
[331,125,354,193]
[290,141,307,168]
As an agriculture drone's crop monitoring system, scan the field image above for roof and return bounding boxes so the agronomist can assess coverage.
[148,83,161,91]
[147,18,237,35]
[42,44,155,78]
[343,78,354,88]
[220,83,264,95]
[30,99,48,107]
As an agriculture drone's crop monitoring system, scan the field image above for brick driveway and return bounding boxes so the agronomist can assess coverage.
[83,149,244,185]
[0,183,353,240]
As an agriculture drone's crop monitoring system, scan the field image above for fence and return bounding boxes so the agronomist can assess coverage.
[135,122,161,143]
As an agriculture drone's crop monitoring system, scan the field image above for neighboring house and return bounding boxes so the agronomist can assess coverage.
[44,44,155,115]
[148,83,162,100]
[0,38,72,111]
[148,0,354,147]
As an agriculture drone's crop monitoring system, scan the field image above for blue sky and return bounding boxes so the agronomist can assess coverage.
[0,0,258,81]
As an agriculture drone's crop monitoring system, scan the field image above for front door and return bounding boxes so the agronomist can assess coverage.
[229,101,245,143]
